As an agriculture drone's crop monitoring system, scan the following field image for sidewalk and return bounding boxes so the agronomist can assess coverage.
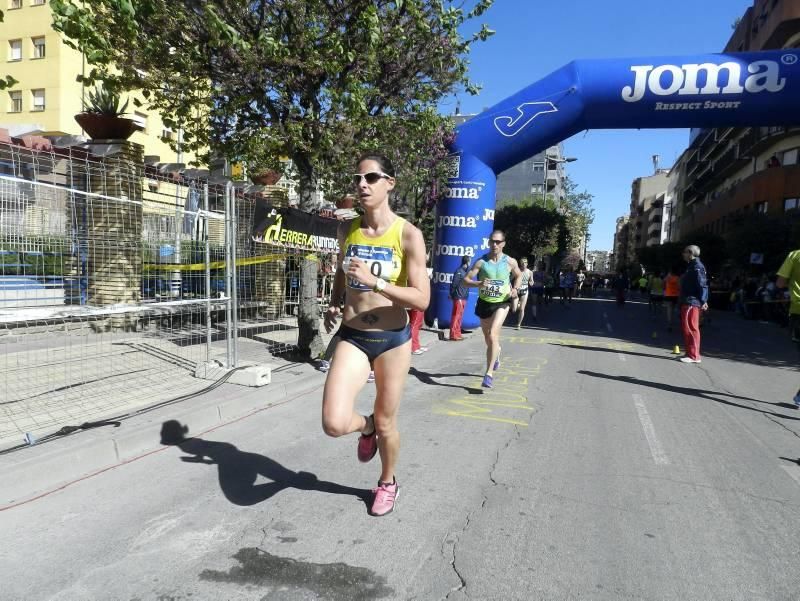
[0,325,448,507]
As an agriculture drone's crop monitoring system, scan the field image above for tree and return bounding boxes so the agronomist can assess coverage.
[637,242,683,275]
[51,0,495,358]
[494,201,567,263]
[560,176,595,254]
[724,213,800,274]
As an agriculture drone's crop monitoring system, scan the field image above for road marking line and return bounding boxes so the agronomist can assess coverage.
[617,353,626,362]
[632,394,669,465]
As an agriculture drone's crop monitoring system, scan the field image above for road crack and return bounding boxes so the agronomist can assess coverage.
[441,424,526,600]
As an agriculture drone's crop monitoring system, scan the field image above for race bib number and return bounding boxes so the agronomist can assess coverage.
[481,279,506,299]
[344,244,395,290]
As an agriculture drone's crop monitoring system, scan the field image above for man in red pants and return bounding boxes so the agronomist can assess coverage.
[678,245,708,364]
[448,255,471,341]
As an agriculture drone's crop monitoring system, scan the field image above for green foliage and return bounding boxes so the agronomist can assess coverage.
[560,176,595,252]
[85,86,129,116]
[50,0,494,208]
[494,201,567,262]
[636,242,684,275]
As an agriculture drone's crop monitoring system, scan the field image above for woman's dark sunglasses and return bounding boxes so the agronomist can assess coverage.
[352,171,391,186]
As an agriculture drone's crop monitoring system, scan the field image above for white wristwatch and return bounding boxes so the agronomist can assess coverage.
[373,278,387,293]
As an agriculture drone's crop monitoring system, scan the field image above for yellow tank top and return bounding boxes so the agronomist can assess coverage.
[343,216,407,290]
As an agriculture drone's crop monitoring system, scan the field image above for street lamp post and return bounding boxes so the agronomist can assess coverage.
[541,155,577,208]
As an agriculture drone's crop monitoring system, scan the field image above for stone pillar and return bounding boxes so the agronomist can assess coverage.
[83,140,145,330]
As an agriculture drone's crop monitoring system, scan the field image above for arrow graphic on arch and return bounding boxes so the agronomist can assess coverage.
[493,102,558,137]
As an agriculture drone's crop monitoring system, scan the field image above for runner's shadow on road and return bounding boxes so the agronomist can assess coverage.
[160,420,371,508]
[551,344,669,361]
[577,371,799,421]
[408,367,483,394]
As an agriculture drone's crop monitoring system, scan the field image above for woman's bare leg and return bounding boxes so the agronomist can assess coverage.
[371,340,412,483]
[321,341,372,437]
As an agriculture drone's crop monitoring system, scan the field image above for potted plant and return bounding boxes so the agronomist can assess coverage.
[75,86,139,140]
[248,167,282,186]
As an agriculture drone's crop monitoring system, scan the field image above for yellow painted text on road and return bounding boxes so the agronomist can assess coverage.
[434,357,545,426]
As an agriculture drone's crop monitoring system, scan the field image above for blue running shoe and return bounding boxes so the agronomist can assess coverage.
[793,393,800,408]
[482,374,493,389]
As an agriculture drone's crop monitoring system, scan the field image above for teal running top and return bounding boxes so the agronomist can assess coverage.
[478,253,512,303]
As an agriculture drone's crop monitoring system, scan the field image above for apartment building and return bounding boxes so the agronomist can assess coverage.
[493,146,571,209]
[628,171,670,253]
[611,215,631,271]
[672,0,800,239]
[1,0,193,163]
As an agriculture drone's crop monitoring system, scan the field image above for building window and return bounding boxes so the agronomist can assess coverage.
[532,162,544,173]
[31,0,46,5]
[9,90,22,112]
[32,36,45,59]
[785,198,799,212]
[31,88,45,111]
[782,148,798,166]
[8,39,22,61]
[531,184,543,195]
[756,201,768,214]
[132,111,148,131]
[161,127,174,141]
[10,0,22,9]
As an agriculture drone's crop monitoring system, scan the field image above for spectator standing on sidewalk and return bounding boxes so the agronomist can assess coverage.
[448,255,471,341]
[776,249,800,407]
[408,258,433,355]
[678,245,708,364]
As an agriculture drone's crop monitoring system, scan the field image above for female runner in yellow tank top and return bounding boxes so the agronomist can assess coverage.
[322,153,429,517]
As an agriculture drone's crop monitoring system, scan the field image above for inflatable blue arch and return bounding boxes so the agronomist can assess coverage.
[429,49,800,329]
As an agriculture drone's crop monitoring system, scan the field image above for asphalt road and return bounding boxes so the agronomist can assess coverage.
[2,294,799,601]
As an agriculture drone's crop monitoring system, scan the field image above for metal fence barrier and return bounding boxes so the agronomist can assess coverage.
[0,140,334,450]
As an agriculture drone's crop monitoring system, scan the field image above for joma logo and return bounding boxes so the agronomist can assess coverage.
[622,60,786,103]
[443,186,480,199]
[438,215,477,228]
[436,244,475,257]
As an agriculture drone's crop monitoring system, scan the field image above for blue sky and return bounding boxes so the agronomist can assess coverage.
[448,0,753,250]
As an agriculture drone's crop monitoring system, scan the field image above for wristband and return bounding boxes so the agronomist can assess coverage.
[373,278,387,293]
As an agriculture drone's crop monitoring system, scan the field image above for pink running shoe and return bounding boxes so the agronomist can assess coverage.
[357,415,378,463]
[370,479,399,516]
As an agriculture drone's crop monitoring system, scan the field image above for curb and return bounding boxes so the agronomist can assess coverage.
[0,371,325,508]
[1,328,448,508]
